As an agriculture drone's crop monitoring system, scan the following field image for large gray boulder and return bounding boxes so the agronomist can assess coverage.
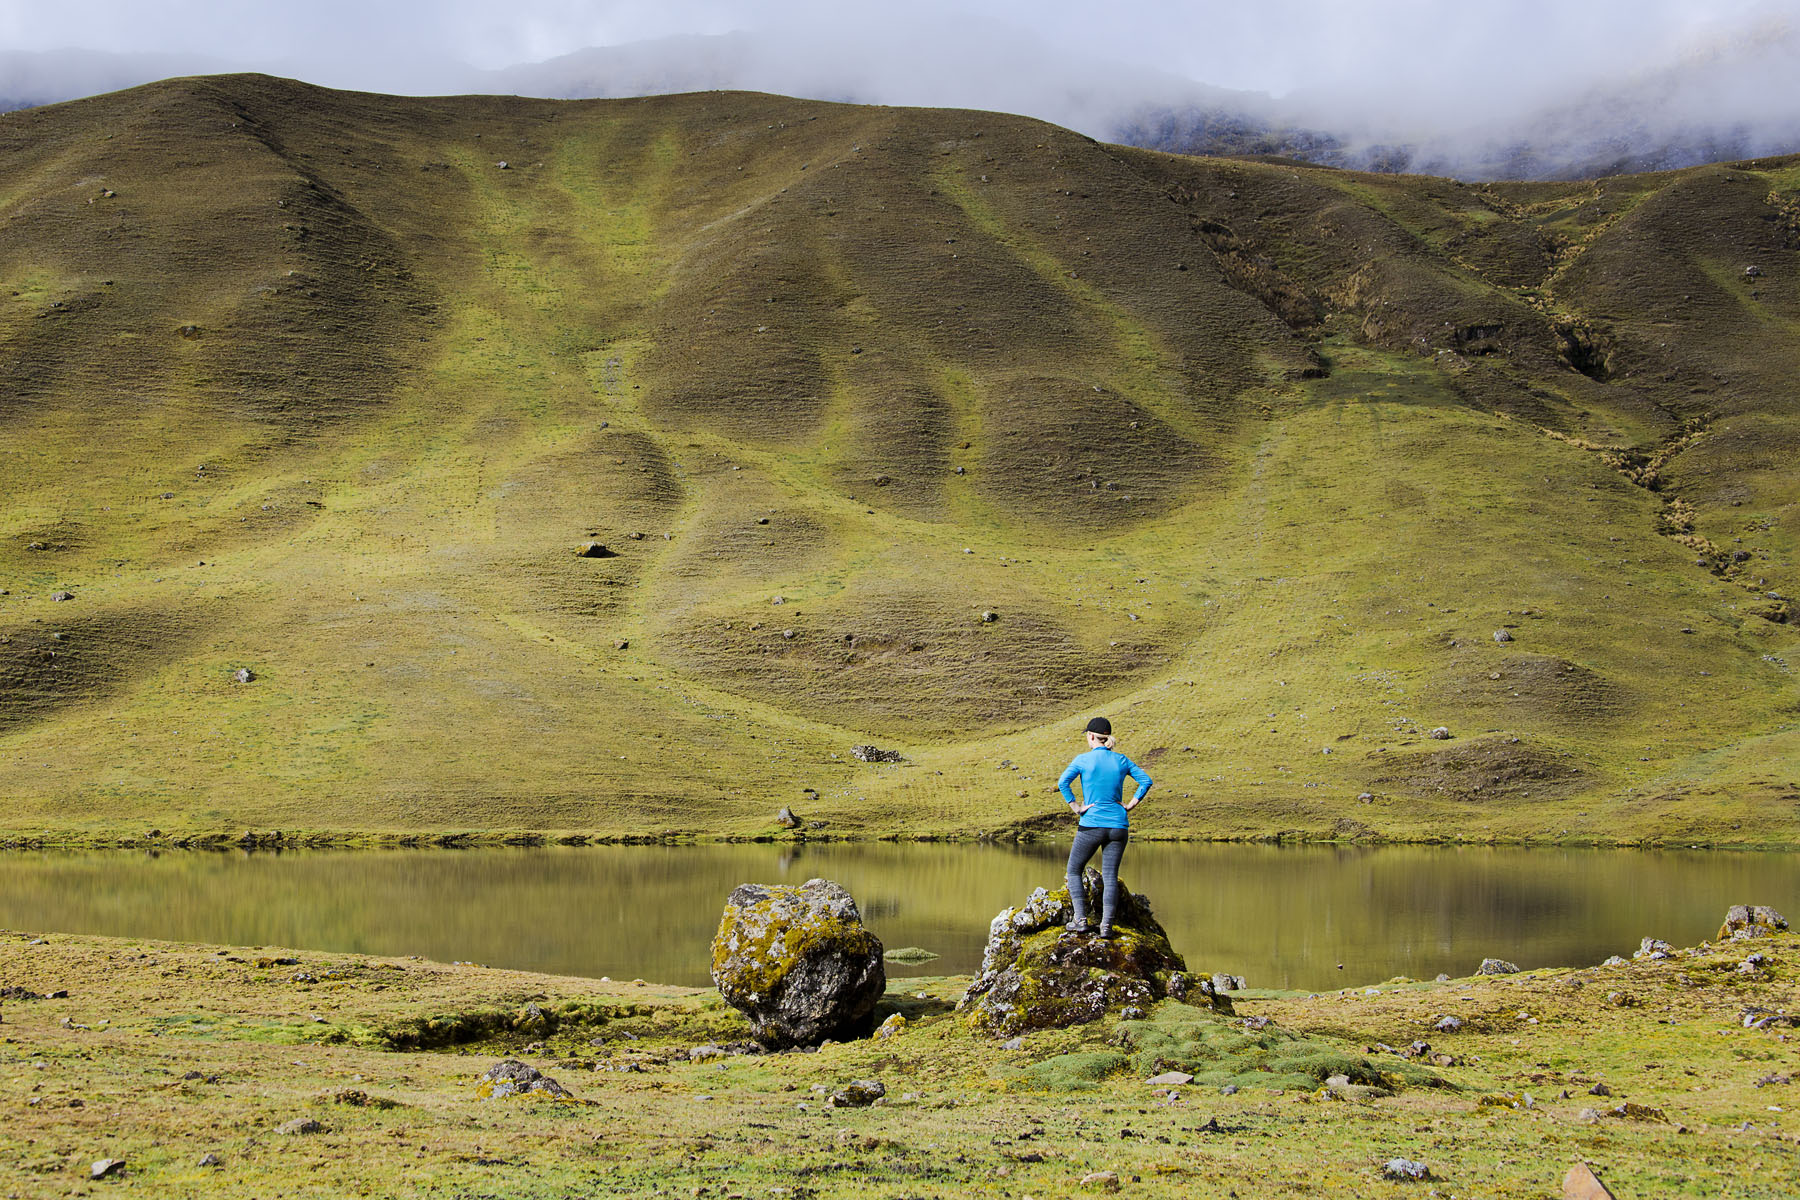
[959,869,1226,1037]
[710,878,886,1048]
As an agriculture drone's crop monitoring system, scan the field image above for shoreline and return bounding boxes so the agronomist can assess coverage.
[3,828,1799,852]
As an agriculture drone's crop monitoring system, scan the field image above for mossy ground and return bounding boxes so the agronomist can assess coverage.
[3,927,1797,1197]
[0,78,1797,847]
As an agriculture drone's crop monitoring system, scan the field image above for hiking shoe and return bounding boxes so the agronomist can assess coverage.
[1065,921,1090,935]
[1096,925,1116,939]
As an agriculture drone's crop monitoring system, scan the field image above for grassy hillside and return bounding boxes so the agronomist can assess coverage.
[1,75,1796,844]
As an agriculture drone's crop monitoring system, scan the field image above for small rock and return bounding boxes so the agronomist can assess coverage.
[827,1079,885,1108]
[1478,958,1520,975]
[613,639,629,650]
[980,610,999,623]
[689,1044,727,1062]
[874,1013,907,1039]
[276,1117,324,1135]
[1220,1083,1239,1095]
[775,805,803,829]
[1382,1158,1430,1181]
[197,1153,222,1167]
[1147,1070,1195,1087]
[1601,955,1626,967]
[476,1059,573,1100]
[1210,973,1246,992]
[1433,1015,1464,1033]
[50,591,74,602]
[1002,1036,1025,1051]
[1633,938,1673,960]
[177,324,202,340]
[496,160,510,169]
[851,744,904,763]
[90,1159,126,1180]
[1588,1082,1612,1096]
[1429,726,1451,740]
[1745,264,1763,277]
[1079,1170,1121,1192]
[1563,1161,1616,1200]
[575,542,616,558]
[233,667,256,684]
[1608,1101,1667,1122]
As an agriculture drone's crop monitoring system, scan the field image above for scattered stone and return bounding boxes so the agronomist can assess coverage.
[1588,1082,1612,1096]
[874,1013,907,1039]
[575,542,617,558]
[25,541,45,551]
[1001,1035,1024,1051]
[233,667,256,684]
[1739,953,1768,976]
[959,870,1211,1036]
[613,639,629,650]
[1607,1101,1667,1122]
[1493,629,1513,643]
[177,324,202,339]
[980,610,999,623]
[0,986,46,1000]
[90,1159,126,1180]
[688,1044,727,1062]
[276,1117,324,1135]
[883,946,940,963]
[1147,1070,1195,1087]
[1563,1161,1616,1200]
[1741,1007,1800,1031]
[775,806,803,829]
[327,1089,399,1109]
[1433,1015,1464,1033]
[1745,264,1763,277]
[1079,1170,1121,1192]
[197,1153,222,1167]
[627,531,646,540]
[1601,955,1626,967]
[475,1059,574,1100]
[710,878,886,1048]
[1382,1158,1430,1181]
[851,744,904,763]
[827,1079,885,1108]
[1478,958,1520,975]
[50,591,74,602]
[1633,938,1674,960]
[495,160,510,169]
[1428,726,1451,740]
[1210,973,1246,992]
[1719,905,1788,940]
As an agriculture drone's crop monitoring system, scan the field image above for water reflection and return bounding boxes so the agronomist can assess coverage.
[0,843,1793,991]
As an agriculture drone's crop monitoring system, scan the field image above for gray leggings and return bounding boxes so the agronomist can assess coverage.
[1066,826,1129,928]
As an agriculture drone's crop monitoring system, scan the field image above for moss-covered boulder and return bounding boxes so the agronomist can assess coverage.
[959,869,1228,1037]
[710,877,885,1048]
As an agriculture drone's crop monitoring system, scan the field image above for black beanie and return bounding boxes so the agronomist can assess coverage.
[1085,717,1112,736]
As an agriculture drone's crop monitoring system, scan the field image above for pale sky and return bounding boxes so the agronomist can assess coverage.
[0,0,1794,141]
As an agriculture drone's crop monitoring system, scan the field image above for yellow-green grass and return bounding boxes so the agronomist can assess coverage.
[1,77,1796,844]
[3,925,1798,1197]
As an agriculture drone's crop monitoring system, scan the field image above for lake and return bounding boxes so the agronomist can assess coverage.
[1,843,1792,991]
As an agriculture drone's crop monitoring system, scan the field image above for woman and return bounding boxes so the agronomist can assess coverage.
[1057,716,1152,938]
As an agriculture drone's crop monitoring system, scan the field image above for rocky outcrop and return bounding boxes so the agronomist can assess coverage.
[959,870,1226,1037]
[1719,905,1789,941]
[710,878,885,1048]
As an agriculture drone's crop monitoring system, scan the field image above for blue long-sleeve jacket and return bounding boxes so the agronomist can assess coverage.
[1058,747,1152,830]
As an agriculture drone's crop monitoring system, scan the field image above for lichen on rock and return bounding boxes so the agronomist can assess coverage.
[959,869,1227,1037]
[710,877,885,1048]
